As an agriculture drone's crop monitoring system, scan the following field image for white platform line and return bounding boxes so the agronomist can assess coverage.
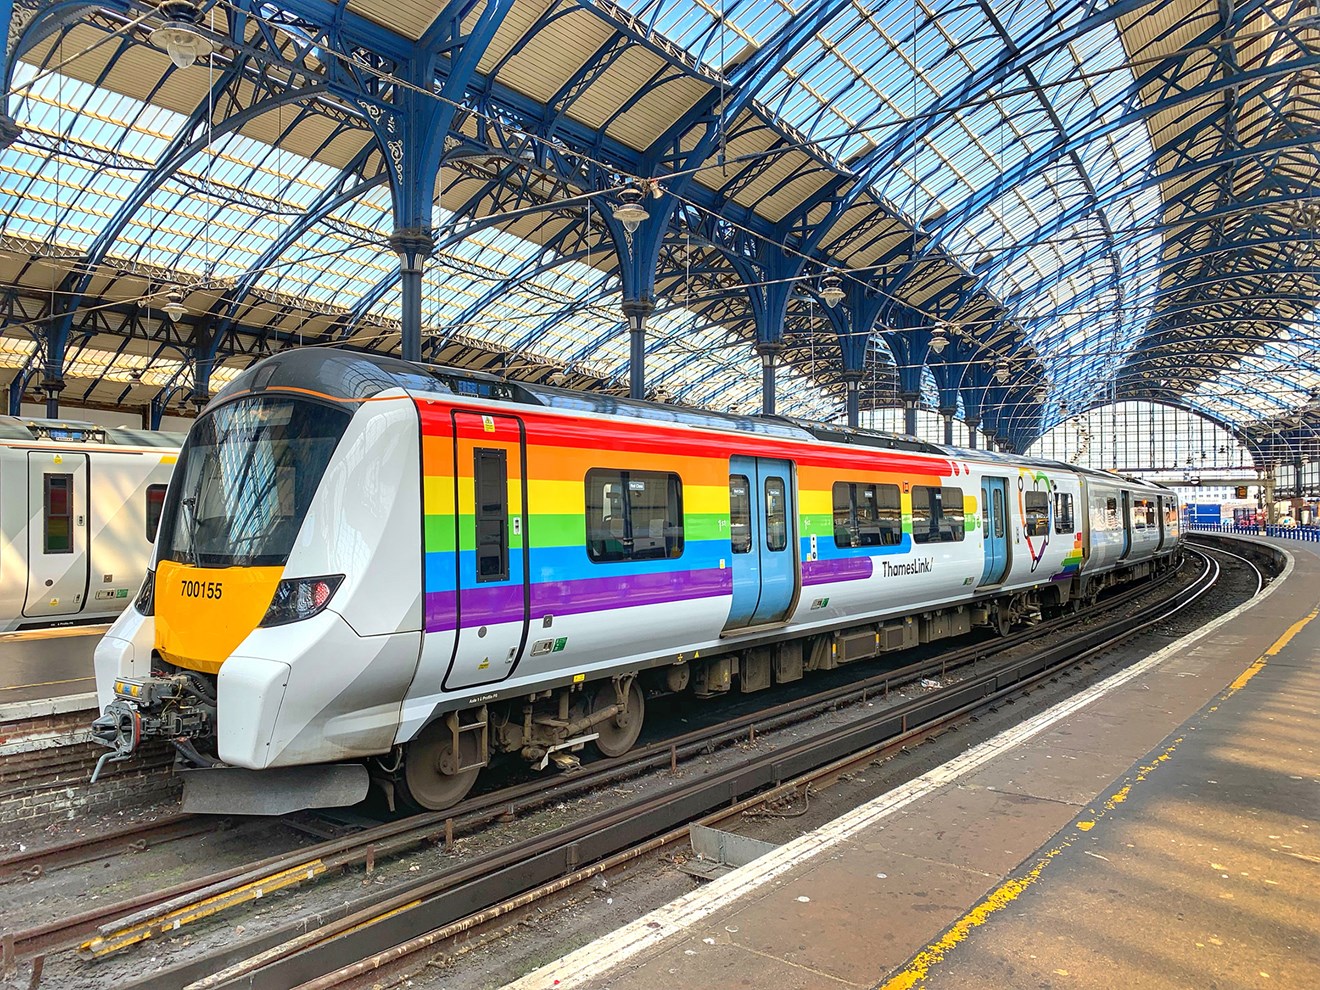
[504,547,1295,990]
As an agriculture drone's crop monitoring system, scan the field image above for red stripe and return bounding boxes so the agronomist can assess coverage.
[414,398,952,476]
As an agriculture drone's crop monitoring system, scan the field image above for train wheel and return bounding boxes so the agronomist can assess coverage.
[993,600,1013,637]
[592,679,645,758]
[401,719,480,811]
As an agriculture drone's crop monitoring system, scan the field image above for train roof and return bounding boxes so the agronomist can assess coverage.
[211,351,1175,492]
[0,415,182,447]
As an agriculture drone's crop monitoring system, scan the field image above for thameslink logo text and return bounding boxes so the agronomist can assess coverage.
[882,558,934,577]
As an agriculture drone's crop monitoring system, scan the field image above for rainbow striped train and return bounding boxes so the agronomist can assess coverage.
[90,351,1181,814]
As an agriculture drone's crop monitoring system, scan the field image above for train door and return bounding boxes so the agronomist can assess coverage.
[1119,490,1133,560]
[1155,496,1167,551]
[979,476,1010,586]
[23,452,89,618]
[442,411,530,691]
[724,457,798,630]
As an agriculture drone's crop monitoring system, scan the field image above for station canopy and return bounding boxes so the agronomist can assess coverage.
[0,0,1317,454]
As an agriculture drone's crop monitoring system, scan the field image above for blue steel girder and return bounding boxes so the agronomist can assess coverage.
[208,143,386,356]
[41,51,311,378]
[726,247,803,349]
[1007,202,1320,319]
[777,0,1176,245]
[919,2,1310,246]
[986,132,1320,309]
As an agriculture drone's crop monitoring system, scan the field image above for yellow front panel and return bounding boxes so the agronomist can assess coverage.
[155,560,284,675]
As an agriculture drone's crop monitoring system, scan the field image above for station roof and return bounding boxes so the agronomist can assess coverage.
[0,0,1317,454]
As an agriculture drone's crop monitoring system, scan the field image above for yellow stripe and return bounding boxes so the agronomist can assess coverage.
[1227,605,1318,693]
[799,489,833,515]
[81,860,327,958]
[0,675,93,692]
[427,478,737,517]
[877,741,1182,990]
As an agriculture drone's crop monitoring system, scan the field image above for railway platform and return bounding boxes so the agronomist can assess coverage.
[509,536,1320,990]
[0,623,104,714]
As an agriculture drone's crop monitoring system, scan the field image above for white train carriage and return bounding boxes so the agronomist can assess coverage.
[0,416,180,632]
[88,351,1182,814]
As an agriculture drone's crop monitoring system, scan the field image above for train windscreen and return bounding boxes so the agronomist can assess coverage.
[156,396,351,568]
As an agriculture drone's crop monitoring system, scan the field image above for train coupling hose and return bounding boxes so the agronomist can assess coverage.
[88,702,142,783]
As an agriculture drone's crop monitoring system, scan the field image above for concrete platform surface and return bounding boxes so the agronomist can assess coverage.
[0,623,104,708]
[506,538,1320,990]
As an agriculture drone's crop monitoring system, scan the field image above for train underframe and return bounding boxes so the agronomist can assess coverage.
[92,551,1180,813]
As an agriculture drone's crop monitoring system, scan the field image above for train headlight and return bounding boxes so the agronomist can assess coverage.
[134,569,155,616]
[260,575,344,627]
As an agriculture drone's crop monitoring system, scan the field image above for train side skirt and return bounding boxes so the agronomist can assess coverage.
[179,764,369,816]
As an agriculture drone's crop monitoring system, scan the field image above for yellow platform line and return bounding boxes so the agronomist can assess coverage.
[881,600,1320,989]
[876,737,1184,990]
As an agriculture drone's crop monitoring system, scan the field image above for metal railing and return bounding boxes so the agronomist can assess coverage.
[1187,522,1320,542]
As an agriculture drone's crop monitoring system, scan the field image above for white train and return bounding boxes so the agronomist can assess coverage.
[0,416,180,632]
[90,351,1181,814]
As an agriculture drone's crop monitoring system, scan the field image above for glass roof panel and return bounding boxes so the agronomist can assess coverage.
[612,0,1161,424]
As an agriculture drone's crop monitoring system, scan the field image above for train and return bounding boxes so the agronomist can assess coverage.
[89,350,1182,815]
[1,416,180,632]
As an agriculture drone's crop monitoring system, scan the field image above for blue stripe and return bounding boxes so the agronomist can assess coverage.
[425,539,730,592]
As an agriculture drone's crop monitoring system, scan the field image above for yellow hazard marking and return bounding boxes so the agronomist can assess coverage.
[0,675,94,692]
[0,624,108,644]
[884,599,1320,990]
[80,859,327,959]
[877,739,1183,990]
[1227,605,1318,694]
[341,898,424,937]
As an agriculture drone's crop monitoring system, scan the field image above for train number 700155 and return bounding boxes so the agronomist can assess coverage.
[180,579,223,600]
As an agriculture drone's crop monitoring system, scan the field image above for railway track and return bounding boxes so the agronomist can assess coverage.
[0,543,1263,989]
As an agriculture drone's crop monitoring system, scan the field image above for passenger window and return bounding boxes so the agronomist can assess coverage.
[146,484,168,541]
[1105,497,1118,529]
[1024,491,1049,537]
[586,469,684,563]
[993,488,1005,540]
[832,482,901,548]
[474,449,509,582]
[729,475,752,554]
[765,477,788,552]
[912,485,964,544]
[1053,492,1074,533]
[44,474,73,554]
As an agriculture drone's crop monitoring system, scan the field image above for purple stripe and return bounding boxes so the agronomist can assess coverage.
[425,568,733,632]
[802,556,873,586]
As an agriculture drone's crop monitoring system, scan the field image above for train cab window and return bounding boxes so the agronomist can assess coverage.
[912,485,964,544]
[586,469,684,563]
[765,477,788,552]
[1024,491,1050,537]
[44,474,74,554]
[146,484,168,541]
[474,449,509,582]
[1053,492,1075,533]
[729,476,752,554]
[832,482,901,548]
[1105,497,1118,529]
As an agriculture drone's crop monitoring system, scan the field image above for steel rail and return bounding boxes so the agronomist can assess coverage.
[0,816,208,884]
[0,554,1196,970]
[132,550,1224,990]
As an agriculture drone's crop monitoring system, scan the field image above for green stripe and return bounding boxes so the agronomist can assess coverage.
[426,511,732,551]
